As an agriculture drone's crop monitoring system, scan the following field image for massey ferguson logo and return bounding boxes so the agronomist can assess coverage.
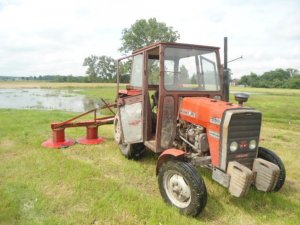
[210,117,221,125]
[180,109,196,118]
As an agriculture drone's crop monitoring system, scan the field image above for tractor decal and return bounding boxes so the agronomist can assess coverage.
[209,130,220,139]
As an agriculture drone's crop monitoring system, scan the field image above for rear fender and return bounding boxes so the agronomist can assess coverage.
[156,149,186,175]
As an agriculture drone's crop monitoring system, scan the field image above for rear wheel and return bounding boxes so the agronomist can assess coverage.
[114,114,145,160]
[119,143,145,160]
[114,115,122,144]
[258,147,286,191]
[158,160,207,216]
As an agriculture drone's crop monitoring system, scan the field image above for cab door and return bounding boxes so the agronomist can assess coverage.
[119,54,144,144]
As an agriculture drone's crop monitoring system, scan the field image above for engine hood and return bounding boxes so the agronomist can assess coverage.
[179,97,241,127]
[179,97,261,168]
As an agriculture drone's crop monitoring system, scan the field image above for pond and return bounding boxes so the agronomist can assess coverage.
[0,89,265,113]
[0,88,106,113]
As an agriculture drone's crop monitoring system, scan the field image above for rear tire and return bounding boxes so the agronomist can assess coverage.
[114,115,122,145]
[258,147,286,191]
[119,143,145,160]
[114,113,145,160]
[158,160,207,216]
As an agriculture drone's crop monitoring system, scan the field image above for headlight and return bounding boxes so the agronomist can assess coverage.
[249,140,257,150]
[230,141,238,152]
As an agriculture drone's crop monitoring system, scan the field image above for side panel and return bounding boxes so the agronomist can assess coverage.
[119,95,143,144]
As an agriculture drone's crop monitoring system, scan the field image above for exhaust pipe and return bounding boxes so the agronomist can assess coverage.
[223,37,229,102]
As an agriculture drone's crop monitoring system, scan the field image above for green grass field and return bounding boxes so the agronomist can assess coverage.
[0,82,299,225]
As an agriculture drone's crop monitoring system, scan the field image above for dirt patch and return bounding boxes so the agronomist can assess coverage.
[43,183,74,200]
[0,140,22,161]
[0,140,15,148]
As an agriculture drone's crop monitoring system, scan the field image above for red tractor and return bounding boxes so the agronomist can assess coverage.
[114,39,285,216]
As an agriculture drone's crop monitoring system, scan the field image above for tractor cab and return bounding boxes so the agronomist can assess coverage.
[116,42,223,153]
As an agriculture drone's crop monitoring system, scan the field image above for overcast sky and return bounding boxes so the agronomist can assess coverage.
[0,0,299,78]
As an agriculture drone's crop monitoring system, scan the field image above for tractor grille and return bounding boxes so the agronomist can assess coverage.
[226,111,262,169]
[228,112,261,139]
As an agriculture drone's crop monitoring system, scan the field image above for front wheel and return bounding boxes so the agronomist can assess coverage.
[158,160,207,216]
[258,147,286,191]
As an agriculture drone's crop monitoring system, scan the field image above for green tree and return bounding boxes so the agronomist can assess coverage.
[179,65,189,82]
[191,74,197,84]
[286,68,299,77]
[97,56,116,81]
[83,55,98,82]
[119,59,132,83]
[261,68,290,81]
[119,18,180,53]
[283,76,300,89]
[240,72,259,86]
[239,68,300,89]
[83,55,116,82]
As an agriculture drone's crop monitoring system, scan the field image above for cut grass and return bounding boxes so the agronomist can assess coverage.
[0,84,300,224]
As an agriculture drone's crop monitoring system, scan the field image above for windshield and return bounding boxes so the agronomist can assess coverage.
[164,47,220,91]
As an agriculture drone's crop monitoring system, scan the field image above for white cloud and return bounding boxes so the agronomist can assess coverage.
[0,0,299,78]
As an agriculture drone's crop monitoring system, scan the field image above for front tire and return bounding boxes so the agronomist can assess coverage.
[258,147,286,191]
[158,160,207,216]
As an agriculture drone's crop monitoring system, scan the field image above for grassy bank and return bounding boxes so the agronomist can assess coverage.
[0,83,300,224]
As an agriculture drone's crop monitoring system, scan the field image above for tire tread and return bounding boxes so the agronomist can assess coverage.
[258,147,286,191]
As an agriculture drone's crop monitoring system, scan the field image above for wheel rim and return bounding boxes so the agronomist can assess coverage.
[163,170,191,208]
[114,119,121,144]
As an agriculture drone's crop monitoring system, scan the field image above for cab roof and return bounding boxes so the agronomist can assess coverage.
[132,42,220,54]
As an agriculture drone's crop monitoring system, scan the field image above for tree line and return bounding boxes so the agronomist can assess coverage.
[239,68,300,89]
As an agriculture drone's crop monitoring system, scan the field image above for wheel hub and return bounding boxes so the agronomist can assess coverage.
[164,172,191,208]
[170,175,190,201]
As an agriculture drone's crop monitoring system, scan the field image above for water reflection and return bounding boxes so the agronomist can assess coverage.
[0,89,105,112]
